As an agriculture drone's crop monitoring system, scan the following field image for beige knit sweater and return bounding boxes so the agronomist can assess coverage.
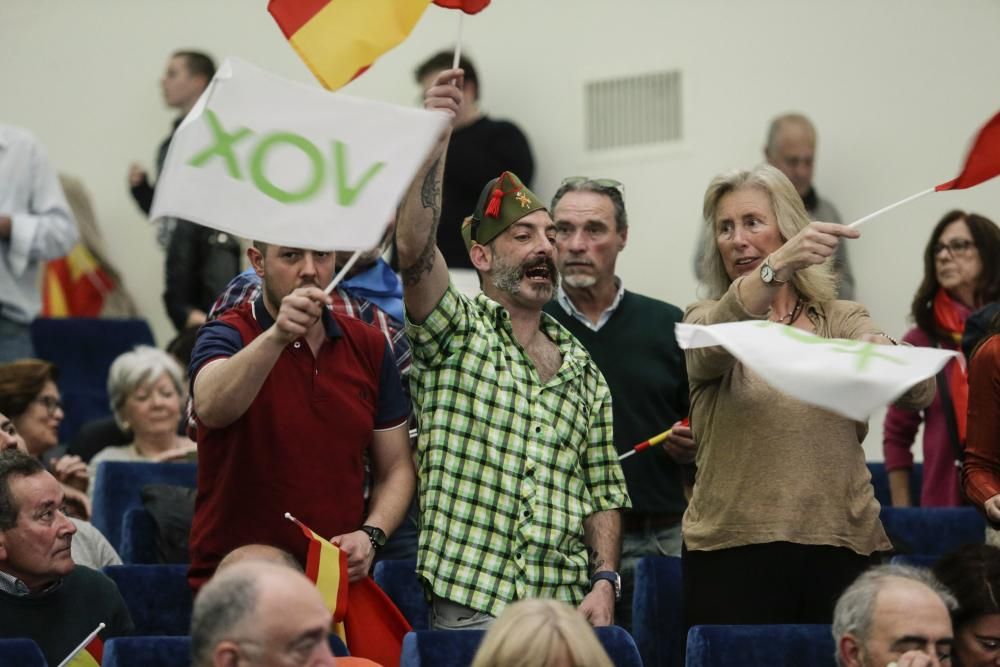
[683,280,935,555]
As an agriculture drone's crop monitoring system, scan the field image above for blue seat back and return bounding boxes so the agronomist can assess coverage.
[91,461,197,553]
[400,626,640,667]
[103,636,191,667]
[867,462,923,507]
[120,507,160,564]
[102,565,193,636]
[373,558,429,630]
[0,639,46,666]
[879,506,985,557]
[632,555,684,667]
[685,624,836,667]
[30,317,154,441]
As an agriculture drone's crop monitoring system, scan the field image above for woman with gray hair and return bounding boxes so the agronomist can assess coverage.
[88,346,195,488]
[682,164,935,628]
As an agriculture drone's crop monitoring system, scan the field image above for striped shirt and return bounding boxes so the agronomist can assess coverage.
[407,285,630,616]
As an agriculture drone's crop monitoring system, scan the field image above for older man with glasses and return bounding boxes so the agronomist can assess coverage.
[544,177,693,631]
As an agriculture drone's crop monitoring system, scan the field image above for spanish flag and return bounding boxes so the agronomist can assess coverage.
[42,245,115,317]
[286,513,412,666]
[62,623,104,667]
[268,0,432,91]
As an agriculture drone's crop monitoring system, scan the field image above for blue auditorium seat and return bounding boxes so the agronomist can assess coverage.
[400,626,641,667]
[119,507,159,564]
[30,317,154,441]
[685,624,836,667]
[867,462,923,507]
[103,636,190,667]
[0,639,46,666]
[102,565,193,636]
[91,461,197,554]
[632,555,684,667]
[373,559,429,630]
[879,506,985,557]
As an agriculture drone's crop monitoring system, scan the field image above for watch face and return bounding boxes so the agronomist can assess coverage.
[760,262,774,283]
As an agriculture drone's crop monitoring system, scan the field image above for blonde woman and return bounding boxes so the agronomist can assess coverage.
[471,599,614,667]
[684,164,935,628]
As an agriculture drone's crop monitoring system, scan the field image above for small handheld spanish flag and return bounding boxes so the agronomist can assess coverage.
[285,513,412,666]
[58,622,104,667]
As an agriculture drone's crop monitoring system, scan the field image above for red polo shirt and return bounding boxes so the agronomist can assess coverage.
[187,296,409,589]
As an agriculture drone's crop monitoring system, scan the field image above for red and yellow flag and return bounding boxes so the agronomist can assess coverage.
[64,627,103,667]
[268,0,432,91]
[42,244,115,317]
[287,513,412,666]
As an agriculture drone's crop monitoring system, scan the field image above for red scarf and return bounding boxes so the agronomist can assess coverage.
[932,289,970,442]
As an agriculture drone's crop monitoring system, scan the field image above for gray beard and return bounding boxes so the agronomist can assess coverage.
[562,272,597,289]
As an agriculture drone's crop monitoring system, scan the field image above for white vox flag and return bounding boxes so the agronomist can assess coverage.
[675,321,958,421]
[150,57,448,251]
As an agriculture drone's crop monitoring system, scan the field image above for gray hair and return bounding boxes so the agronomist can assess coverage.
[832,564,958,664]
[551,179,628,232]
[765,113,816,154]
[107,346,185,430]
[0,449,45,531]
[698,163,837,302]
[190,567,260,667]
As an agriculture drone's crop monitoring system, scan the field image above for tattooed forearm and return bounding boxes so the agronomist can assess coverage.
[401,234,436,286]
[400,156,444,287]
[588,548,606,576]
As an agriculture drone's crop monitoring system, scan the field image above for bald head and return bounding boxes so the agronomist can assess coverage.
[192,561,336,667]
[765,113,818,197]
[216,543,302,573]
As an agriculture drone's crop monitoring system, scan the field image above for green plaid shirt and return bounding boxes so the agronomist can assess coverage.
[406,285,630,616]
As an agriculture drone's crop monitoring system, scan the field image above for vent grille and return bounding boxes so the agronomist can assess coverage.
[584,70,682,151]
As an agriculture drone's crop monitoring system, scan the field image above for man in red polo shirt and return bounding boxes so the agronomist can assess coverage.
[186,241,414,589]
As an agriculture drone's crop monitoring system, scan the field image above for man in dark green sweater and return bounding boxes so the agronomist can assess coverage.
[0,449,132,664]
[544,177,694,630]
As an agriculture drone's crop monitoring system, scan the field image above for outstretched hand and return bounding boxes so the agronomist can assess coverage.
[770,221,860,281]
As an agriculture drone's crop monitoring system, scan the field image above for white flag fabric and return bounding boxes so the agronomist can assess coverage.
[675,321,958,420]
[150,57,448,251]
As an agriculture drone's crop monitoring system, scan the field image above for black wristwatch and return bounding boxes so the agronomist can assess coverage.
[360,525,387,551]
[590,571,622,601]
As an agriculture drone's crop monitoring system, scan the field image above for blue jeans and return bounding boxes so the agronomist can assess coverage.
[618,520,682,631]
[0,316,34,362]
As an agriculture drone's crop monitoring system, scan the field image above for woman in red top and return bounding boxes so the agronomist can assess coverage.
[882,211,1000,507]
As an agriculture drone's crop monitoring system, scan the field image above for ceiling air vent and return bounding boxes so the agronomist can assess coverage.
[584,70,682,151]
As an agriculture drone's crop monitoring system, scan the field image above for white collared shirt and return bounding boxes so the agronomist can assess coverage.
[554,278,625,332]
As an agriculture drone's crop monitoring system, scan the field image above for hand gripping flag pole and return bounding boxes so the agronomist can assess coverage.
[849,110,1000,229]
[618,418,690,461]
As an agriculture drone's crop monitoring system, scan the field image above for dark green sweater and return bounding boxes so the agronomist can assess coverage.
[545,290,689,514]
[0,565,133,666]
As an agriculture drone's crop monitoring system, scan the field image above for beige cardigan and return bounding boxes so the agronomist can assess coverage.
[683,280,935,555]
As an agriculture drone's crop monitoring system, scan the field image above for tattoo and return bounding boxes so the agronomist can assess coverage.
[400,156,443,287]
[588,547,605,576]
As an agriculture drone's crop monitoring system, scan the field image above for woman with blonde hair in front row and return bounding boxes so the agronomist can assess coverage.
[471,599,614,667]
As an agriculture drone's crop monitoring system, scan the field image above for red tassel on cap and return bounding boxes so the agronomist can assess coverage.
[485,187,503,218]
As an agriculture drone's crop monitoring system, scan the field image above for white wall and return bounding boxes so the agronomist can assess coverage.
[3,0,999,458]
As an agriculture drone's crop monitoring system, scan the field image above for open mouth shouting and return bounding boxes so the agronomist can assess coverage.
[524,258,557,283]
[733,256,761,275]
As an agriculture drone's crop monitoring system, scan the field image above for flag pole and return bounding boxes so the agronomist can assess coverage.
[56,622,105,667]
[452,13,464,69]
[618,428,673,461]
[847,188,935,229]
[323,250,362,295]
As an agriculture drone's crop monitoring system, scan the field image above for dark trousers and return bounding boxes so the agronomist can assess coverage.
[683,541,877,628]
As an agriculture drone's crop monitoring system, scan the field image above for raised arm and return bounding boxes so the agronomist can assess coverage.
[396,68,463,323]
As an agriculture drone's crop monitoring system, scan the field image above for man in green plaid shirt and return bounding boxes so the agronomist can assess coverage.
[396,67,630,630]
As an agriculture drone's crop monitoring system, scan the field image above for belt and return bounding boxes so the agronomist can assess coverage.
[623,511,684,532]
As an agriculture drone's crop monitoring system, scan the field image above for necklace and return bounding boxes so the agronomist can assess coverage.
[769,297,803,324]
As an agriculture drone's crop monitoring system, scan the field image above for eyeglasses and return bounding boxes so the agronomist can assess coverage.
[34,395,64,415]
[933,238,976,257]
[559,176,626,201]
